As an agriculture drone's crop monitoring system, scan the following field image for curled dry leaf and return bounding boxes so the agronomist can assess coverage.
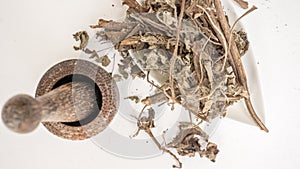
[199,142,219,162]
[73,31,89,51]
[168,122,219,162]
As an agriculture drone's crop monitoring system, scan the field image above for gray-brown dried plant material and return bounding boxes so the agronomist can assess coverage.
[73,31,89,50]
[125,95,140,103]
[77,0,268,167]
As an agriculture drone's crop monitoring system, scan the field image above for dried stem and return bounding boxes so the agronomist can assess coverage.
[133,106,182,168]
[138,105,148,119]
[169,0,186,110]
[213,0,268,132]
[145,129,182,168]
[214,0,246,87]
[231,6,257,32]
[196,5,228,71]
[193,36,210,86]
[233,0,249,9]
[245,99,268,132]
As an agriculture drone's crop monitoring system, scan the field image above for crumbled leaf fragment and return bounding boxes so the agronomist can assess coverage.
[95,55,111,67]
[130,65,146,79]
[90,19,113,29]
[125,96,140,103]
[84,48,99,59]
[73,31,89,51]
[113,74,123,82]
[233,0,249,9]
[122,0,147,13]
[199,142,219,162]
[233,30,249,56]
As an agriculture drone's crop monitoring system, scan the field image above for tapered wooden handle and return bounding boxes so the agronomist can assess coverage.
[2,82,97,133]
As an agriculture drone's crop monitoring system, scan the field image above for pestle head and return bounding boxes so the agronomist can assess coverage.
[2,94,42,133]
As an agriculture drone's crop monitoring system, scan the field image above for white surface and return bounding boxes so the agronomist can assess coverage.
[0,0,299,169]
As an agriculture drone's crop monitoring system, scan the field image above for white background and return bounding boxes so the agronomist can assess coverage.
[0,0,299,169]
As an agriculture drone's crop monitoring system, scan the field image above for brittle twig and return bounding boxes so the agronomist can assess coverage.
[132,108,182,168]
[146,129,182,168]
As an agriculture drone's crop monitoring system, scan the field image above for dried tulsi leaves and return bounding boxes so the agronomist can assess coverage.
[74,0,268,167]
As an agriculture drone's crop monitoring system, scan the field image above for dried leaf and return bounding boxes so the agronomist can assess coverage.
[73,31,89,51]
[90,19,113,29]
[199,142,219,162]
[113,74,123,82]
[122,0,147,13]
[125,96,140,103]
[130,65,146,79]
[95,55,111,67]
[233,30,249,56]
[176,122,208,141]
[84,48,99,59]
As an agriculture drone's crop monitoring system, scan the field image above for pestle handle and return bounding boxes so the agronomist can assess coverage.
[2,82,98,133]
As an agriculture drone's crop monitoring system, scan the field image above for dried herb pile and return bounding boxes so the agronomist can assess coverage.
[75,0,268,167]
